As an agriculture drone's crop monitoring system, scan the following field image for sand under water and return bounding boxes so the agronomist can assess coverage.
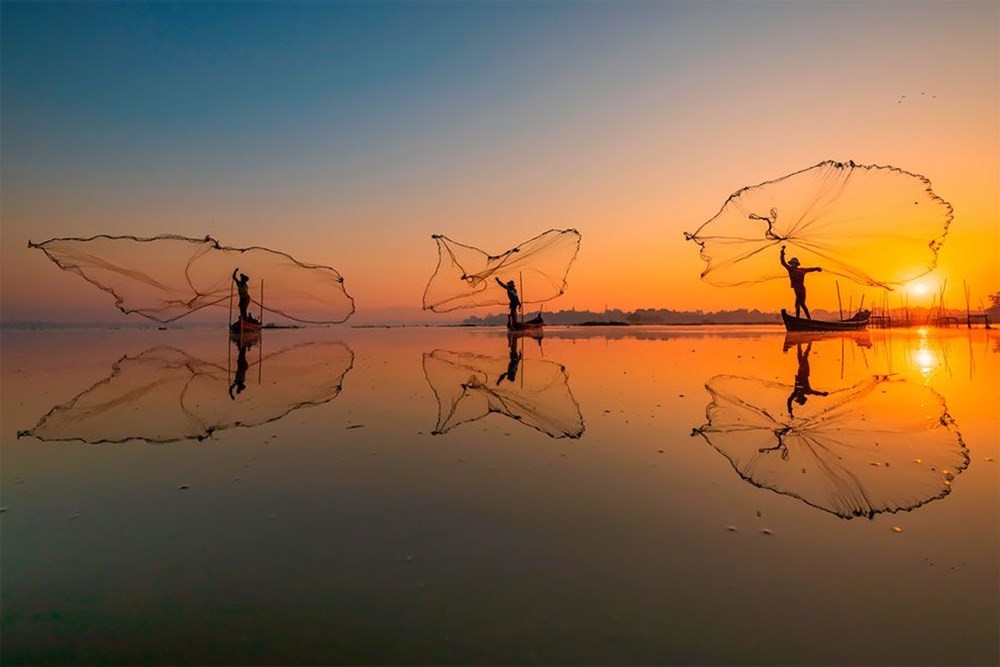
[2,325,997,665]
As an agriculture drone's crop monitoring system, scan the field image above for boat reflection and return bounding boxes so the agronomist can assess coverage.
[691,370,968,520]
[423,335,584,439]
[782,330,872,352]
[18,339,354,444]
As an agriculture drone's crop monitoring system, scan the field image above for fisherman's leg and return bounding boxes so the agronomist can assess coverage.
[800,298,811,319]
[796,289,810,319]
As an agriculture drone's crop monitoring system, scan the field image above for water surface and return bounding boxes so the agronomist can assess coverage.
[3,326,997,665]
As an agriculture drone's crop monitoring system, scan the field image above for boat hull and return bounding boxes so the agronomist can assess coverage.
[781,309,869,332]
[508,314,544,333]
[230,318,262,335]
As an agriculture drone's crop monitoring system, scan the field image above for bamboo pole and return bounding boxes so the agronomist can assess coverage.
[519,271,524,325]
[836,281,843,320]
[228,278,234,328]
[963,279,971,329]
[260,279,264,326]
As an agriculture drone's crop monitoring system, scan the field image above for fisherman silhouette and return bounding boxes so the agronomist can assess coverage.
[228,337,255,400]
[496,332,522,385]
[232,268,254,323]
[786,342,829,417]
[496,277,520,328]
[780,245,822,319]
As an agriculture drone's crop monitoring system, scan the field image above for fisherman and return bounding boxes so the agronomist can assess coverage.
[780,245,822,319]
[232,268,252,323]
[495,277,520,328]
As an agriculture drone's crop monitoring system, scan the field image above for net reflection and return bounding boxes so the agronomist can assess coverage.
[692,360,968,519]
[18,338,354,444]
[423,334,584,439]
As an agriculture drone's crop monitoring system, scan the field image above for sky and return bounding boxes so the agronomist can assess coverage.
[2,1,997,324]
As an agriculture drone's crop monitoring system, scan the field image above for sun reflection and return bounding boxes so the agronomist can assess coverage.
[914,348,937,373]
[909,327,939,376]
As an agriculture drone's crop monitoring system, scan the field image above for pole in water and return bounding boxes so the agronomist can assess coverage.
[228,278,234,328]
[260,279,264,326]
[964,279,971,329]
[519,271,524,325]
[836,281,844,321]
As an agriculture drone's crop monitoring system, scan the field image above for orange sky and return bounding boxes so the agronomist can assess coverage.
[2,2,997,324]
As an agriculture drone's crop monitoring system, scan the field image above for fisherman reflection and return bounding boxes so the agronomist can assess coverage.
[496,332,522,385]
[786,342,828,417]
[229,335,258,399]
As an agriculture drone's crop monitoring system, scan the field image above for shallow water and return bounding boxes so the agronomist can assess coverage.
[2,325,997,665]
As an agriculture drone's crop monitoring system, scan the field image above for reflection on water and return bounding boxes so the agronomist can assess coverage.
[693,334,969,519]
[782,330,872,352]
[18,339,353,444]
[423,334,584,439]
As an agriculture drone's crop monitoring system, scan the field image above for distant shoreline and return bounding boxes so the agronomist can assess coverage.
[2,320,788,331]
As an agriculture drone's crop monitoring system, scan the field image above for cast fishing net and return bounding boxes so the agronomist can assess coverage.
[685,161,953,289]
[423,229,581,312]
[29,234,355,324]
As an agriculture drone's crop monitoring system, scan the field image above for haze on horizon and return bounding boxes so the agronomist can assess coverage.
[2,1,997,325]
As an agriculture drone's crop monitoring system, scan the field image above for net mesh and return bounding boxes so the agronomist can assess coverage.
[29,234,355,324]
[18,340,354,444]
[692,374,968,519]
[423,229,581,312]
[685,161,953,289]
[423,346,584,439]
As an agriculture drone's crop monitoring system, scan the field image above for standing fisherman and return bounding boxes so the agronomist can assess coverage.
[780,245,822,319]
[495,277,520,328]
[232,268,252,323]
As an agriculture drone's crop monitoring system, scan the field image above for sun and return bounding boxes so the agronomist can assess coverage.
[908,280,931,296]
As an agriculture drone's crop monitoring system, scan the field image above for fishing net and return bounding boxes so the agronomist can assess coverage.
[17,340,354,444]
[422,346,584,439]
[692,374,968,519]
[685,161,953,289]
[29,234,355,324]
[422,229,581,312]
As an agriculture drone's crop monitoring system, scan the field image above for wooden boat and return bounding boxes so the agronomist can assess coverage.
[230,317,262,336]
[781,309,870,332]
[508,314,544,333]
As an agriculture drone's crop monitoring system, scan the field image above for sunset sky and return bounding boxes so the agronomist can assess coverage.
[2,1,997,324]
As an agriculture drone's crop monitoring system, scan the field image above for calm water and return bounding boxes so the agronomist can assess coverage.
[2,325,997,665]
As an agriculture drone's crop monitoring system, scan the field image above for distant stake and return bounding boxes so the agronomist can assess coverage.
[260,279,265,326]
